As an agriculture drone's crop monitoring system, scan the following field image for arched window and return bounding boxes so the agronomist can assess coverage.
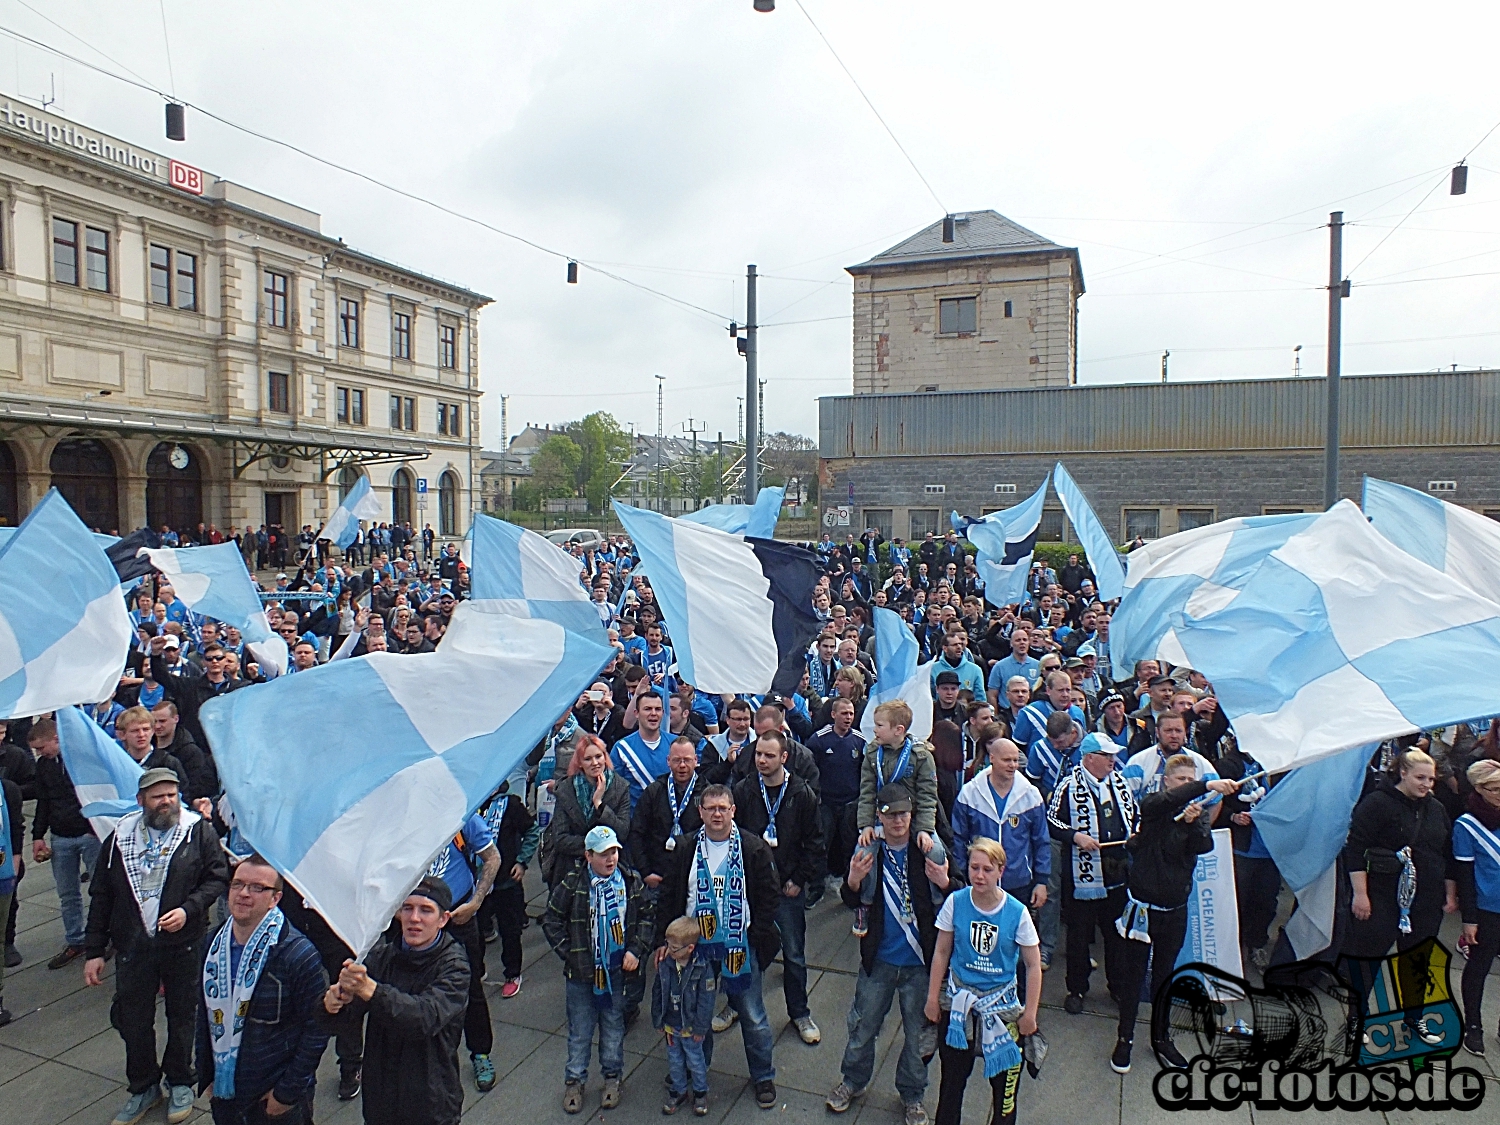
[0,442,18,527]
[338,465,361,502]
[50,438,118,532]
[439,470,459,536]
[146,443,203,536]
[392,467,413,527]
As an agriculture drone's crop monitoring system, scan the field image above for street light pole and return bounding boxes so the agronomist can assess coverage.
[1324,212,1346,510]
[745,264,758,503]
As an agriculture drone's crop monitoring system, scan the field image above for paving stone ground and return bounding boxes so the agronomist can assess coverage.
[1,846,1496,1125]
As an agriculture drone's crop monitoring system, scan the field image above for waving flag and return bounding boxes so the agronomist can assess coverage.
[468,513,604,638]
[0,490,132,717]
[613,501,820,694]
[136,542,287,675]
[201,602,612,955]
[57,705,143,838]
[1362,476,1500,600]
[1251,743,1371,959]
[858,606,933,742]
[963,476,1047,607]
[324,474,383,550]
[1160,500,1500,773]
[681,486,784,539]
[1051,463,1125,601]
[1111,511,1319,676]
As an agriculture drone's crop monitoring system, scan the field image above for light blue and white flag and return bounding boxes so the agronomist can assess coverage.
[201,601,613,955]
[324,475,383,550]
[614,501,813,694]
[1362,476,1500,601]
[1175,828,1242,985]
[1051,463,1126,601]
[0,490,133,717]
[858,606,933,742]
[57,704,142,839]
[1111,511,1319,677]
[681,486,784,539]
[1159,500,1500,773]
[137,542,288,675]
[963,477,1047,607]
[468,513,604,639]
[1252,743,1372,959]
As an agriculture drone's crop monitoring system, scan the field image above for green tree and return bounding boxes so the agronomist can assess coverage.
[532,434,582,499]
[567,411,632,514]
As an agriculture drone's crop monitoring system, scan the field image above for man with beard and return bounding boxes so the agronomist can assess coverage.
[85,768,228,1125]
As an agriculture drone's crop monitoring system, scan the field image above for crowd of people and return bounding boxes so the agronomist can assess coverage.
[0,520,1496,1125]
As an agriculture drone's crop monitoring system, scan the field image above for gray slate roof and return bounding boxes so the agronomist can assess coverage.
[849,210,1070,270]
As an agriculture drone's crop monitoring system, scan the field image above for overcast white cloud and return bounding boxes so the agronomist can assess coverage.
[8,1,1500,449]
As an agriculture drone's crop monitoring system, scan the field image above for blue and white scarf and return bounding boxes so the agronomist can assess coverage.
[664,773,696,850]
[204,907,284,1099]
[1116,892,1153,944]
[758,774,787,848]
[692,827,751,994]
[589,869,627,1007]
[946,979,1022,1077]
[876,736,914,788]
[882,845,924,961]
[1065,766,1135,901]
[1396,846,1417,934]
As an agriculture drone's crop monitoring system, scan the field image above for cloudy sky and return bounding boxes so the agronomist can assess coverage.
[9,2,1500,448]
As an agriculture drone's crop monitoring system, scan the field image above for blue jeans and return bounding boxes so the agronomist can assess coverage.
[50,833,100,949]
[841,960,931,1103]
[666,1032,709,1096]
[1037,839,1061,960]
[564,978,626,1084]
[703,952,776,1083]
[776,891,809,1020]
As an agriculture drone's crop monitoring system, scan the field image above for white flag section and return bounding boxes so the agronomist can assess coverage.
[137,542,288,676]
[858,607,933,742]
[200,602,613,955]
[1154,500,1500,773]
[0,489,132,717]
[681,486,784,539]
[1174,828,1242,983]
[1362,475,1500,601]
[1050,463,1126,601]
[468,513,605,639]
[612,501,779,693]
[323,475,383,550]
[964,477,1047,607]
[57,705,143,839]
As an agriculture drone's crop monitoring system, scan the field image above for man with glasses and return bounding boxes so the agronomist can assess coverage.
[195,854,328,1123]
[151,636,246,752]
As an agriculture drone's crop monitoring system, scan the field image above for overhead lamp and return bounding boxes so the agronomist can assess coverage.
[754,0,775,11]
[165,103,186,142]
[1451,163,1468,195]
[566,260,578,284]
[941,214,955,243]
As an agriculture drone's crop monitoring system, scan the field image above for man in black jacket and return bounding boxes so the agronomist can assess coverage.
[317,877,470,1125]
[118,706,189,793]
[0,771,22,1024]
[653,783,783,1110]
[627,736,704,892]
[85,768,229,1125]
[150,701,218,802]
[733,729,826,1046]
[0,718,33,968]
[150,635,245,751]
[27,718,100,971]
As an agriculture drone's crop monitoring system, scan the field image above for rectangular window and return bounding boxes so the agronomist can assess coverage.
[264,271,288,327]
[350,389,364,425]
[390,394,401,429]
[862,509,893,541]
[150,245,172,305]
[1003,300,1013,318]
[1124,508,1161,541]
[938,296,977,335]
[268,371,290,414]
[1485,510,1500,521]
[52,218,78,286]
[437,403,447,435]
[392,312,412,359]
[339,297,360,348]
[404,396,415,431]
[175,252,197,310]
[438,402,462,437]
[336,387,350,423]
[1264,506,1305,515]
[1037,509,1065,542]
[84,226,109,291]
[1177,508,1215,532]
[440,323,457,369]
[908,508,941,540]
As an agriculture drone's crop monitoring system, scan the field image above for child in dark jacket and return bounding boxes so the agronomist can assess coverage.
[651,916,716,1116]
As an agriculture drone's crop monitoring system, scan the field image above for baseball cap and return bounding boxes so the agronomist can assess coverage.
[876,785,914,815]
[935,670,961,687]
[137,767,180,792]
[408,875,454,913]
[1079,732,1119,759]
[1064,657,1086,670]
[1147,674,1173,688]
[276,572,288,580]
[161,635,180,650]
[1077,644,1097,658]
[585,825,622,853]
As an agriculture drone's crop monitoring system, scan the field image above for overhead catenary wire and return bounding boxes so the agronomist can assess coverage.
[156,0,177,97]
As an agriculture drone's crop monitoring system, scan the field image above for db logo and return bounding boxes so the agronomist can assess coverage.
[169,160,204,195]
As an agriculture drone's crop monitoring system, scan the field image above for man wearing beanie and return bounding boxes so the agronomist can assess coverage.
[317,876,470,1125]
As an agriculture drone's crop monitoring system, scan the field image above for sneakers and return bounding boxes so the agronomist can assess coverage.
[1411,1017,1445,1047]
[755,1079,777,1109]
[1039,953,1051,971]
[663,1088,689,1116]
[1463,1027,1486,1057]
[111,1086,163,1125]
[903,1101,930,1125]
[473,1053,496,1092]
[793,1015,821,1044]
[602,1076,622,1109]
[4,944,19,968]
[692,1090,708,1116]
[0,1006,10,1029]
[337,1064,362,1100]
[1110,1036,1133,1074]
[1154,1037,1189,1069]
[47,945,84,971]
[1064,993,1085,1015]
[501,976,523,999]
[166,1084,195,1125]
[563,1080,585,1114]
[711,1005,738,1033]
[825,1081,866,1113]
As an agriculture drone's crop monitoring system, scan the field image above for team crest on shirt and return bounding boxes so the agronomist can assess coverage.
[970,919,999,956]
[1007,814,1021,829]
